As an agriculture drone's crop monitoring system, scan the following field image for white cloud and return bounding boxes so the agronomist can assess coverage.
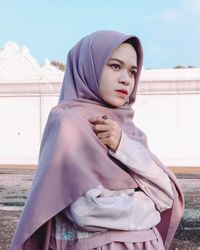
[146,9,182,23]
[146,0,200,24]
[143,0,200,68]
[183,0,200,13]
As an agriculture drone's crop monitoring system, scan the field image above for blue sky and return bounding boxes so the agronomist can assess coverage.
[0,0,200,69]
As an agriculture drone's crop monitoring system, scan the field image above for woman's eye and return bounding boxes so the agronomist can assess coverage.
[110,64,120,70]
[129,70,136,77]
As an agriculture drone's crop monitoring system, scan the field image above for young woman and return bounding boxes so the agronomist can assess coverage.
[10,30,184,250]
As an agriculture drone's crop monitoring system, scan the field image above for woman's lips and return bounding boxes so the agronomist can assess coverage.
[115,89,128,95]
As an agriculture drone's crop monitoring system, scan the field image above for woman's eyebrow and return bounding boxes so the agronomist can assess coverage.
[108,58,137,69]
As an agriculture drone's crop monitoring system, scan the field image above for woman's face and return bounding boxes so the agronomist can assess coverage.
[99,43,137,107]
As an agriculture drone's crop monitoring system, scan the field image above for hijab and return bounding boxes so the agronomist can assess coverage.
[10,30,184,250]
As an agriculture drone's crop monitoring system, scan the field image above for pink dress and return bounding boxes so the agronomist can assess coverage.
[50,131,174,249]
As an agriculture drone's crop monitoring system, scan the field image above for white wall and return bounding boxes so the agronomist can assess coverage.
[0,41,63,165]
[134,94,200,166]
[0,94,58,164]
[0,86,199,167]
[0,41,200,166]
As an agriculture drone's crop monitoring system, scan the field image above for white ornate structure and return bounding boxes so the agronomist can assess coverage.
[0,41,200,167]
[0,41,62,82]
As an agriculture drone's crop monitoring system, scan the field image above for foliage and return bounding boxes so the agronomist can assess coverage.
[50,60,66,71]
[174,65,196,69]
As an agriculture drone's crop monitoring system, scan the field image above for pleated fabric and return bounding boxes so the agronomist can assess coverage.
[49,227,164,250]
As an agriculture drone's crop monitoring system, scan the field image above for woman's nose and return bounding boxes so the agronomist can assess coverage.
[118,70,130,85]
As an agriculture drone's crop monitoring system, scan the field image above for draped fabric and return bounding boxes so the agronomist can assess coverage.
[10,30,184,250]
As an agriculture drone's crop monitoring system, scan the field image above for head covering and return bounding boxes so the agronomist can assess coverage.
[58,30,142,106]
[10,30,184,250]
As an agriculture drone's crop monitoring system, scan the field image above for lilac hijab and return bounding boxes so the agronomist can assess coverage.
[10,30,184,250]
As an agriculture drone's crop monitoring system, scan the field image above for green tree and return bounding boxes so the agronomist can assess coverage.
[50,60,66,71]
[174,65,185,69]
[174,65,196,69]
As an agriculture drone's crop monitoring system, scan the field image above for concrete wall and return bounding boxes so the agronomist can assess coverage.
[0,94,58,164]
[134,93,200,166]
[0,71,200,166]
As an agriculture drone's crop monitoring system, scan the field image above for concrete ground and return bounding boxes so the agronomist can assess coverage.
[0,168,200,250]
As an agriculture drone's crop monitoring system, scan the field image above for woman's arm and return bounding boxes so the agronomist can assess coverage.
[108,130,174,212]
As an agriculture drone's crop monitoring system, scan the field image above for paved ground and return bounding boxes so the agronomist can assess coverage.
[0,168,200,250]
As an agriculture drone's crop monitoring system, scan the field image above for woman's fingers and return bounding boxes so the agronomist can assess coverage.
[94,124,110,132]
[89,115,121,151]
[89,116,106,124]
[89,116,114,126]
[96,131,110,139]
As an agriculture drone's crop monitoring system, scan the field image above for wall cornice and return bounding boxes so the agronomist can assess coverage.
[0,41,200,95]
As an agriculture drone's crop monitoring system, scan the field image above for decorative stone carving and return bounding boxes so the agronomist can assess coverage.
[0,41,63,83]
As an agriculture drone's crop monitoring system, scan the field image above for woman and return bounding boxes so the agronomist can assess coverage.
[10,30,184,250]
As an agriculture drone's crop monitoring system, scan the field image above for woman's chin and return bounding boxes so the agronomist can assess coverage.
[107,99,126,107]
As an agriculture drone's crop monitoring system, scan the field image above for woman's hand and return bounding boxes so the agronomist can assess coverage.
[89,116,122,152]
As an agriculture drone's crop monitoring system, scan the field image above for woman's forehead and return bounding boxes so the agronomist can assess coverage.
[108,43,137,67]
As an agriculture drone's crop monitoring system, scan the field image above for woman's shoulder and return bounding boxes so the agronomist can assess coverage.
[48,103,86,125]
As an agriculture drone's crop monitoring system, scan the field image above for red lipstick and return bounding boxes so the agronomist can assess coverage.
[115,89,128,95]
